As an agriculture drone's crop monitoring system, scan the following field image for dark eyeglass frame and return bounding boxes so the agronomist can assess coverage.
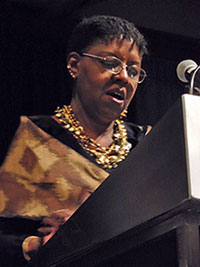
[80,52,146,83]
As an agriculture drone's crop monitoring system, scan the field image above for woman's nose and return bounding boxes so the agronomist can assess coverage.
[114,66,129,83]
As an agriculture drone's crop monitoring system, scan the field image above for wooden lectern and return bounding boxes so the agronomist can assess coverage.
[32,94,200,267]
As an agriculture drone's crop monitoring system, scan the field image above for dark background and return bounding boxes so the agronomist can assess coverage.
[1,0,200,164]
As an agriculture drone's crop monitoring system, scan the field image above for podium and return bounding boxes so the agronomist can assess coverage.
[32,94,200,267]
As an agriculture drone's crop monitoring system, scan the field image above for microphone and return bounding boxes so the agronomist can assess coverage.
[176,59,198,83]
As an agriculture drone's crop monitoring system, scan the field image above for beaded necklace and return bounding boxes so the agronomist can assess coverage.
[55,105,132,169]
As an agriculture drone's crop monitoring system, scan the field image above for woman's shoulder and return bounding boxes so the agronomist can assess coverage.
[28,115,56,130]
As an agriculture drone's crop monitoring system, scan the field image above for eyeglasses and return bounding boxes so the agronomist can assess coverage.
[81,52,146,83]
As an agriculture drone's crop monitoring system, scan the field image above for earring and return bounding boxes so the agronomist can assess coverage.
[67,65,76,79]
[120,109,128,119]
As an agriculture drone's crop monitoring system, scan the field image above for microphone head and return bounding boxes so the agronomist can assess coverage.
[176,59,198,82]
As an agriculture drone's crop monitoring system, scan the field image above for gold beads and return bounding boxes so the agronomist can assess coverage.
[55,105,132,169]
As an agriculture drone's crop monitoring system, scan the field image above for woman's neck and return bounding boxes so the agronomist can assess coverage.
[70,100,114,147]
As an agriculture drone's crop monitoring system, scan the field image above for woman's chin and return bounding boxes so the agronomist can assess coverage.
[99,111,123,124]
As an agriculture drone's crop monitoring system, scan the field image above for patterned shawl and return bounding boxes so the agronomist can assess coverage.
[0,117,109,219]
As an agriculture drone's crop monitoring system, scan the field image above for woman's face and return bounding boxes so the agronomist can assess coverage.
[70,38,142,124]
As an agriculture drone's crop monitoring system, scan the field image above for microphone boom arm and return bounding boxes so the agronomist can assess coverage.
[189,66,200,95]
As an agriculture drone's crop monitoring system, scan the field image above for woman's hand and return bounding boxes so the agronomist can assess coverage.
[38,209,73,244]
[22,209,73,261]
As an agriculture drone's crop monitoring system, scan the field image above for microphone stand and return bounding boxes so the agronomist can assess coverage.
[189,66,200,95]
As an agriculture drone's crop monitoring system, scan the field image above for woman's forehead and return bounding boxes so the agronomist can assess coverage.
[85,38,140,60]
[86,37,137,52]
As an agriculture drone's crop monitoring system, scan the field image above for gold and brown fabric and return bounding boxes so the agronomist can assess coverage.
[0,116,109,219]
[0,115,149,266]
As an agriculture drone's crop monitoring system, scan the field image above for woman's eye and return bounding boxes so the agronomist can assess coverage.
[101,58,120,69]
[129,67,139,77]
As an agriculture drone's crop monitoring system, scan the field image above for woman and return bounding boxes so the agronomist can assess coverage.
[0,15,149,265]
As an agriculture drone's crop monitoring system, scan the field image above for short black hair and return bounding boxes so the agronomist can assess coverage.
[67,15,147,57]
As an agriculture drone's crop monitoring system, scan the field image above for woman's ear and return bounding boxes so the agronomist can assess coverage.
[67,52,80,79]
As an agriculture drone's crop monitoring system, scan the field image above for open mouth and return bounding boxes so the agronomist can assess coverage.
[106,90,124,101]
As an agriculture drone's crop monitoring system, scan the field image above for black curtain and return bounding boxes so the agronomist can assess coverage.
[0,0,81,162]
